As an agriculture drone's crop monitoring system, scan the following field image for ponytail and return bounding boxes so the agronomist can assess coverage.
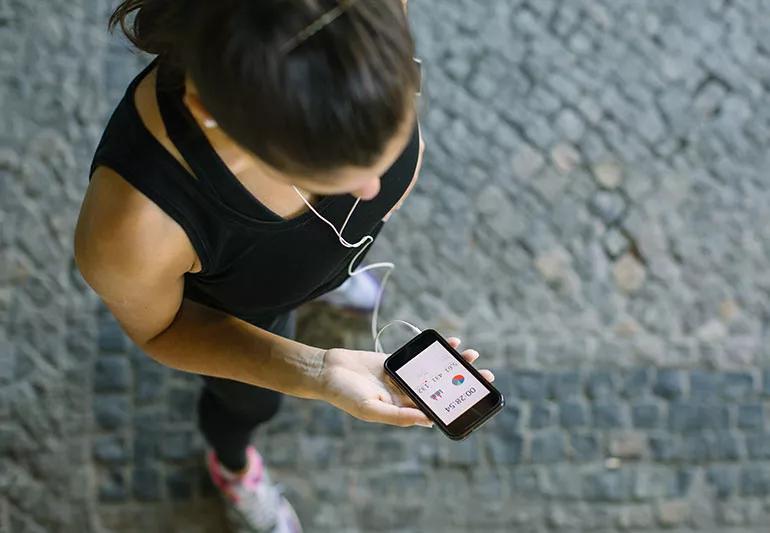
[109,0,190,59]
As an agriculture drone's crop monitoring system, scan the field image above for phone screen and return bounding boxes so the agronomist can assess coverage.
[395,340,492,425]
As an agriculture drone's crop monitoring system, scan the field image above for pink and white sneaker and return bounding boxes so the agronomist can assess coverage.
[206,445,303,533]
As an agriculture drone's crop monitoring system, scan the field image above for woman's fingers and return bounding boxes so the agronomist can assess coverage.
[479,369,495,382]
[447,337,480,363]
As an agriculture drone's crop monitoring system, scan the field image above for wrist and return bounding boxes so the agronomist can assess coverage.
[301,347,330,401]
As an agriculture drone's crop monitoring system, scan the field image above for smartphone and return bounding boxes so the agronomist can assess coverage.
[384,329,505,440]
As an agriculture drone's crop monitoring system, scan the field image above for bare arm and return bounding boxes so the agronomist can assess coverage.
[142,298,325,399]
[75,167,326,399]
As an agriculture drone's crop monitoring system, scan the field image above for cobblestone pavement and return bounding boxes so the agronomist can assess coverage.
[3,0,770,531]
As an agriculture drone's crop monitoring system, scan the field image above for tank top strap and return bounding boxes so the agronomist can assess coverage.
[154,61,280,219]
[89,59,223,274]
[153,61,223,199]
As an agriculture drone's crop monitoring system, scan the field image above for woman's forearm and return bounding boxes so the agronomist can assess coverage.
[140,298,327,400]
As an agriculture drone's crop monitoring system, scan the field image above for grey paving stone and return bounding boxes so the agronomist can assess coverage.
[591,190,627,225]
[12,349,35,382]
[649,434,680,462]
[438,436,480,466]
[511,371,548,401]
[745,432,770,459]
[707,465,740,499]
[737,404,765,430]
[677,468,697,499]
[634,467,679,500]
[712,432,743,461]
[161,430,197,462]
[762,369,770,397]
[602,227,630,258]
[261,434,302,467]
[166,466,196,501]
[653,370,687,400]
[555,108,586,142]
[527,87,562,115]
[94,395,130,431]
[98,316,127,354]
[133,428,162,467]
[0,337,15,383]
[690,370,722,400]
[560,401,588,429]
[530,430,565,463]
[592,403,627,429]
[722,371,757,401]
[549,371,582,400]
[306,404,346,436]
[586,371,618,400]
[359,500,424,531]
[582,468,634,502]
[486,433,524,465]
[94,356,131,393]
[133,466,162,502]
[622,368,653,398]
[637,109,667,144]
[93,435,129,464]
[682,432,743,463]
[668,402,730,433]
[680,433,725,463]
[168,387,197,423]
[569,432,601,461]
[300,436,341,468]
[740,465,770,496]
[135,364,166,404]
[489,401,521,435]
[632,403,661,429]
[529,402,555,429]
[99,468,128,503]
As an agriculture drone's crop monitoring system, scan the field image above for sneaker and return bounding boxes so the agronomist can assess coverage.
[206,445,303,533]
[314,270,382,314]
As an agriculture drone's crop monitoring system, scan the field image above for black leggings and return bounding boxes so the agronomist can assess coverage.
[197,310,296,471]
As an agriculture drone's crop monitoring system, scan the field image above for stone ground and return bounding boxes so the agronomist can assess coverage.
[3,0,770,531]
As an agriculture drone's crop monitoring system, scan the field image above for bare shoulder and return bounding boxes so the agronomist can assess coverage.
[75,165,200,282]
[74,165,199,344]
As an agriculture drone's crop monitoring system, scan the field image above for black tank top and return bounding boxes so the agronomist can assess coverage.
[89,57,420,330]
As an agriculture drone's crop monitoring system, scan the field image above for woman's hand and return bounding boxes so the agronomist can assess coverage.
[317,337,495,428]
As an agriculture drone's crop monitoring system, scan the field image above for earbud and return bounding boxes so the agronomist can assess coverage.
[293,186,422,353]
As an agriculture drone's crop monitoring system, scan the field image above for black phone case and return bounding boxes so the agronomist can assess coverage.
[384,329,504,440]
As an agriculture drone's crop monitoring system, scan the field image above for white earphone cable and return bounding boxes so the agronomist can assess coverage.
[293,186,422,353]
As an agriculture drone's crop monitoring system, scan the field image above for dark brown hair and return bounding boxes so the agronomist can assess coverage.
[109,0,419,178]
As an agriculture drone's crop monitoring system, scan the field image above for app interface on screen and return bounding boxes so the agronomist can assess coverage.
[396,340,491,425]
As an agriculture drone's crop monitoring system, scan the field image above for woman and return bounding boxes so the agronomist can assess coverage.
[75,0,494,531]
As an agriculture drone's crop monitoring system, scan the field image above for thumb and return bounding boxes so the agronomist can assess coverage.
[361,399,434,428]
